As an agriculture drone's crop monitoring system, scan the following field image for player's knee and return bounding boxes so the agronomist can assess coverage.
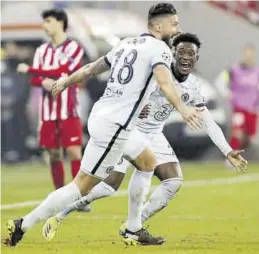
[247,135,256,146]
[231,129,244,140]
[73,170,100,196]
[104,171,125,191]
[162,177,183,201]
[155,162,183,181]
[49,149,62,163]
[66,146,82,161]
[165,164,183,198]
[134,148,157,172]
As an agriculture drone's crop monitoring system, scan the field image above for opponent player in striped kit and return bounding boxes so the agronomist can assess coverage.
[17,9,85,190]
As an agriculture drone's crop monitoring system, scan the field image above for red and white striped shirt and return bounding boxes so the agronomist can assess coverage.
[29,38,84,121]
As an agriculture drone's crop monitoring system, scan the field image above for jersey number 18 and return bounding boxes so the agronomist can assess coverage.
[108,49,138,84]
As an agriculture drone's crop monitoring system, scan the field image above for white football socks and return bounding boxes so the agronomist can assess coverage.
[84,181,115,203]
[141,178,183,223]
[126,169,153,232]
[22,182,81,231]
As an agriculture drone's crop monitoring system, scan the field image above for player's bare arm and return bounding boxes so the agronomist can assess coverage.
[200,107,248,173]
[153,64,202,130]
[52,56,110,97]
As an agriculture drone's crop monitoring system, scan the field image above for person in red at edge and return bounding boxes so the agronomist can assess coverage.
[216,43,259,166]
[17,9,84,190]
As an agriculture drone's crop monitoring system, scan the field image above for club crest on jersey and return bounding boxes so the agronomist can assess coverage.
[181,93,190,102]
[106,166,114,174]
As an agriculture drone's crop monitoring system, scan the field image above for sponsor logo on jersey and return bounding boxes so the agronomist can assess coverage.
[154,104,174,121]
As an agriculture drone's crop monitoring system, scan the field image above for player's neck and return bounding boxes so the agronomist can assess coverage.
[147,29,162,40]
[51,32,68,48]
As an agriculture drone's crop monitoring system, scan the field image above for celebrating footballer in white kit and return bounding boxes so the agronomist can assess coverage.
[4,3,203,247]
[42,33,248,245]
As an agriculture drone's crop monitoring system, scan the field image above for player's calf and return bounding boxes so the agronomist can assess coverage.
[66,145,82,179]
[141,162,183,223]
[48,149,64,189]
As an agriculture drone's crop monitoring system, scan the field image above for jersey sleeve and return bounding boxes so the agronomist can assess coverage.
[150,42,172,70]
[201,107,232,156]
[30,76,44,86]
[29,47,43,87]
[104,47,116,67]
[32,47,41,68]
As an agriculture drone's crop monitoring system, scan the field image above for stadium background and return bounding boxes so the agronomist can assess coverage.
[1,0,259,163]
[1,2,259,254]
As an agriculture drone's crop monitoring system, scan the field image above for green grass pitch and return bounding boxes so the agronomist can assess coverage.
[1,162,259,254]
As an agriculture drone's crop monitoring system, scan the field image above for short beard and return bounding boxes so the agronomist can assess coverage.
[161,36,172,47]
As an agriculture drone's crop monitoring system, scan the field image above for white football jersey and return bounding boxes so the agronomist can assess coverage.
[136,71,205,134]
[91,34,172,130]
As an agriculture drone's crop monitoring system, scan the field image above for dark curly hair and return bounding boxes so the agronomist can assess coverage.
[41,9,68,31]
[148,3,177,26]
[172,32,202,49]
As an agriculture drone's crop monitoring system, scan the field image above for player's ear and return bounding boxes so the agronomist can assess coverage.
[196,55,199,61]
[157,23,162,33]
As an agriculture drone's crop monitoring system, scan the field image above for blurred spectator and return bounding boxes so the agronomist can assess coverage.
[1,43,31,163]
[208,1,259,26]
[214,43,259,163]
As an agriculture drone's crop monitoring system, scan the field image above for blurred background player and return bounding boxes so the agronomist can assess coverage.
[17,9,85,189]
[215,43,259,166]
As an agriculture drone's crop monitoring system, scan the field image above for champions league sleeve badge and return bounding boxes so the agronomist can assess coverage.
[181,93,190,102]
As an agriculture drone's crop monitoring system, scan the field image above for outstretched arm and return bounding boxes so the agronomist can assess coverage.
[200,106,247,172]
[52,56,110,96]
[200,106,232,156]
[18,42,84,78]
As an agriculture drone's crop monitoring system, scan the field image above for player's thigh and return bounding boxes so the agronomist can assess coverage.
[60,118,83,148]
[231,109,246,138]
[65,145,82,161]
[155,162,183,181]
[246,112,258,140]
[123,128,156,171]
[38,121,59,149]
[80,115,129,180]
[47,148,63,162]
[123,129,149,160]
[148,133,182,180]
[149,133,179,165]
